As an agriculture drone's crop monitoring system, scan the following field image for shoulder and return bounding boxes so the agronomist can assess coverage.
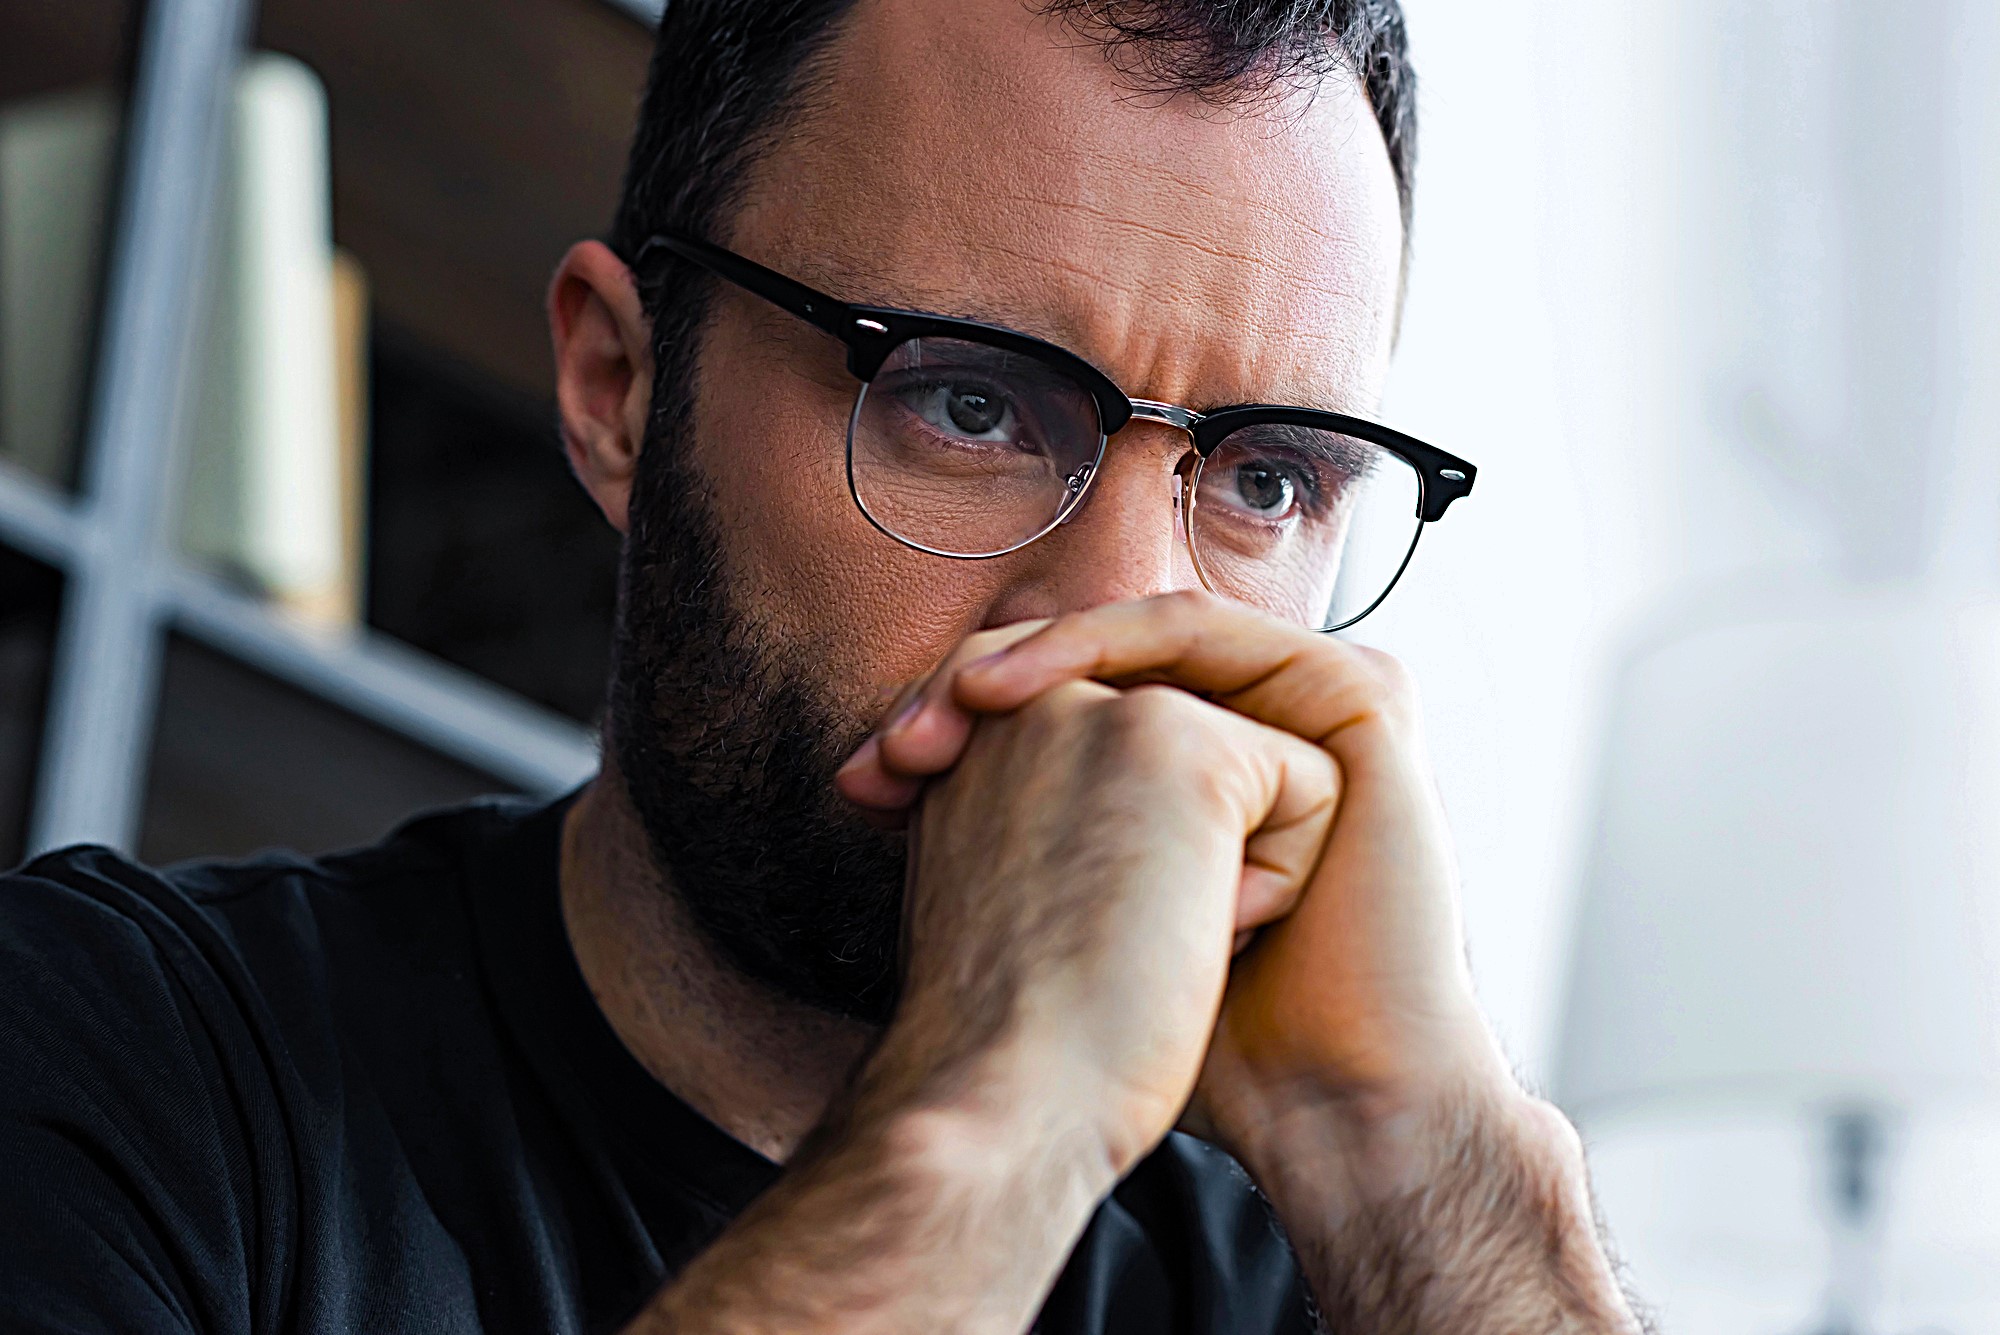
[2,797,495,961]
[0,796,542,1071]
[0,842,247,1051]
[0,798,558,1332]
[0,844,305,1323]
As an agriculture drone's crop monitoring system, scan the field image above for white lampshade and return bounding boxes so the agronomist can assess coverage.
[1554,588,2000,1119]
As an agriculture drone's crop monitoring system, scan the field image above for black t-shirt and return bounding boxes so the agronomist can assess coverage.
[0,795,1313,1333]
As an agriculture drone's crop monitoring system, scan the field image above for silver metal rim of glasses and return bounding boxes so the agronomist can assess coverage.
[844,394,1427,634]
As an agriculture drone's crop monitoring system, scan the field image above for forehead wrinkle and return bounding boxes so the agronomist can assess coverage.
[774,227,1387,416]
[740,245,1385,424]
[754,236,1128,363]
[959,241,1384,412]
[983,186,1373,290]
[728,0,1398,412]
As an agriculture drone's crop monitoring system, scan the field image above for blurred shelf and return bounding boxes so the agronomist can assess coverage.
[5,0,630,856]
[256,0,652,404]
[139,630,518,862]
[0,464,596,800]
[0,459,82,569]
[165,571,596,798]
[600,0,662,22]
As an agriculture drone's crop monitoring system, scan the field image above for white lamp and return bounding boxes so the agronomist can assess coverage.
[1554,587,2000,1333]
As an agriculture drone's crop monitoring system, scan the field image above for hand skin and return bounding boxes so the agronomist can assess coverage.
[632,669,1343,1333]
[837,590,1648,1334]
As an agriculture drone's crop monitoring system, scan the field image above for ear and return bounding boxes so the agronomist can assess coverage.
[549,240,655,534]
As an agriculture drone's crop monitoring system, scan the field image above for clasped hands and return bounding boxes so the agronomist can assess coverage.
[832,590,1524,1197]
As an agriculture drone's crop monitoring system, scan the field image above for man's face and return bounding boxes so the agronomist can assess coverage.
[607,0,1404,1021]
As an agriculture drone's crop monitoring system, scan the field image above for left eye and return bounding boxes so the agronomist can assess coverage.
[1221,457,1312,519]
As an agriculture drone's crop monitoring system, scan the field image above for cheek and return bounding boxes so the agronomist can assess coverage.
[688,317,1010,717]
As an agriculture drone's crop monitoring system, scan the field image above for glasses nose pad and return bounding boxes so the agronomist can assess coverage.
[1172,451,1199,542]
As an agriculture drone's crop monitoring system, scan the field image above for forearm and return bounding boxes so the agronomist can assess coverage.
[624,1054,1115,1335]
[1235,1084,1648,1335]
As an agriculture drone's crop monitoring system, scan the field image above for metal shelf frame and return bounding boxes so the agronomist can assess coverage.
[7,0,597,857]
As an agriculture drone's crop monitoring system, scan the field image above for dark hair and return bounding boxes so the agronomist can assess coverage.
[609,0,1416,344]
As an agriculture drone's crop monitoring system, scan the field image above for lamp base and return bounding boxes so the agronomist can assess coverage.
[1800,1108,1895,1335]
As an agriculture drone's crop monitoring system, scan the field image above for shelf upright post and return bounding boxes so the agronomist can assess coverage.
[28,0,254,855]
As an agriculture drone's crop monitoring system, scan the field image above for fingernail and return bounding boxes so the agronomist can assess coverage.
[837,735,880,776]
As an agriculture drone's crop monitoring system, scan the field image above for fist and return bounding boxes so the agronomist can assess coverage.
[862,677,1339,1174]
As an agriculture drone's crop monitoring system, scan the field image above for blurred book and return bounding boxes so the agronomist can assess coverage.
[0,85,120,488]
[330,248,369,626]
[0,58,364,627]
[181,52,364,630]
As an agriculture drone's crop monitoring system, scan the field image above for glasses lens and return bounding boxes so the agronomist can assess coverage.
[1188,422,1423,631]
[849,337,1104,557]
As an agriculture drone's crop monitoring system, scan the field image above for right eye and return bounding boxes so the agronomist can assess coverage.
[895,379,1023,446]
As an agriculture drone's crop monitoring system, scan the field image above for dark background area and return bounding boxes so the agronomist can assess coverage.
[0,551,62,869]
[139,635,504,864]
[1,0,647,856]
[366,335,619,724]
[255,0,644,723]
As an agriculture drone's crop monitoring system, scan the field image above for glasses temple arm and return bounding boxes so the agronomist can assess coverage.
[636,233,857,341]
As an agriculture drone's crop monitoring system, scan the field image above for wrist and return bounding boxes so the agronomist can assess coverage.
[641,1047,1120,1335]
[841,1022,1132,1204]
[1222,1069,1555,1221]
[1223,1078,1644,1334]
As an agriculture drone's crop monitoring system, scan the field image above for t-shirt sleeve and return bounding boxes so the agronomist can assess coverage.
[0,854,282,1335]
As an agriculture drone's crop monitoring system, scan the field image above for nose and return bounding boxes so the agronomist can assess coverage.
[980,427,1202,624]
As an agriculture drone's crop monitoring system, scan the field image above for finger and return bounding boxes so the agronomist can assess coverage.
[833,735,927,812]
[954,592,1398,753]
[835,619,1049,810]
[876,619,1050,777]
[1152,687,1340,931]
[1211,706,1342,933]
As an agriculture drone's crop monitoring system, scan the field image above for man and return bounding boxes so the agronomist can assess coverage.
[0,0,1647,1331]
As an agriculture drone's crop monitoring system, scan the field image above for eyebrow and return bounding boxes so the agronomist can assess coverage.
[1221,420,1379,475]
[847,287,1365,416]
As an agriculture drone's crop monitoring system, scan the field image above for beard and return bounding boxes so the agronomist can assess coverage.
[605,397,908,1025]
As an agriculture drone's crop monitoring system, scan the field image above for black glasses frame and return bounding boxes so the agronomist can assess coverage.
[632,232,1476,630]
[633,232,1476,525]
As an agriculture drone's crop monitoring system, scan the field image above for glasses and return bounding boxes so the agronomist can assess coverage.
[634,233,1476,633]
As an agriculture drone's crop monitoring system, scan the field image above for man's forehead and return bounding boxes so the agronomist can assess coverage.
[726,0,1404,409]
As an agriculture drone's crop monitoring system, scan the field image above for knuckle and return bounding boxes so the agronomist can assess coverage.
[1017,677,1109,727]
[1156,587,1214,615]
[1335,644,1421,730]
[1099,685,1224,773]
[1105,682,1200,736]
[1151,587,1224,625]
[1117,680,1194,713]
[1357,647,1419,703]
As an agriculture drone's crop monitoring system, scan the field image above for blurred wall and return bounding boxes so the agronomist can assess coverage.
[1368,0,1692,1082]
[1377,0,1996,1094]
[1374,0,1999,1325]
